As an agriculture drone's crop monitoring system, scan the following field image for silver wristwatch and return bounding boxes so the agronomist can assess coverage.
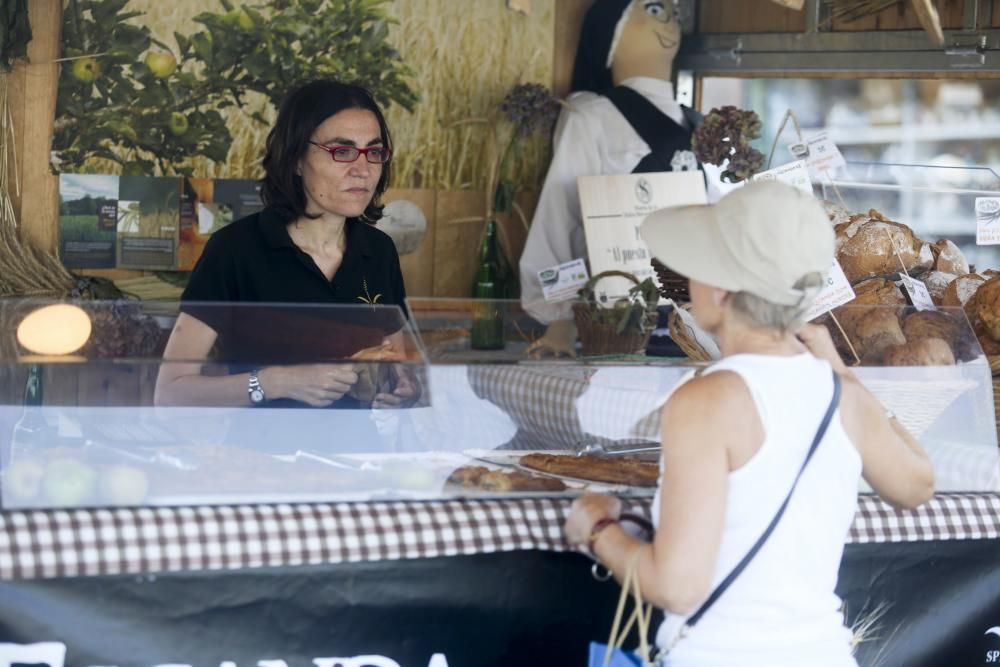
[248,370,266,405]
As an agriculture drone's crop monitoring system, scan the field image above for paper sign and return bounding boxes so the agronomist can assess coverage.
[578,171,708,305]
[805,259,856,322]
[538,258,590,302]
[898,275,936,311]
[751,160,813,195]
[791,131,847,174]
[976,197,1000,245]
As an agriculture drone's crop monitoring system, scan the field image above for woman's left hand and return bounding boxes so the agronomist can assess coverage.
[564,493,622,547]
[373,365,421,409]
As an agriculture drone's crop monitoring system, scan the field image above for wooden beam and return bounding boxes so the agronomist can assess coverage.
[19,0,61,255]
[553,0,594,98]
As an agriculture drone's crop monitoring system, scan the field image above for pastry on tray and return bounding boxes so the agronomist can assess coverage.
[444,466,567,492]
[518,453,660,488]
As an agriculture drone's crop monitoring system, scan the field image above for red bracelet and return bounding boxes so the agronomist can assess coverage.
[586,517,618,551]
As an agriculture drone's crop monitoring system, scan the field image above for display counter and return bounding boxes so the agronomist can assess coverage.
[0,299,998,666]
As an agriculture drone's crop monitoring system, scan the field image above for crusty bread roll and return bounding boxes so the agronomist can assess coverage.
[974,320,1000,356]
[822,200,853,227]
[931,239,970,276]
[835,211,929,283]
[883,338,956,366]
[942,273,986,312]
[902,310,959,345]
[855,309,906,363]
[833,278,906,343]
[922,271,957,306]
[971,275,1000,341]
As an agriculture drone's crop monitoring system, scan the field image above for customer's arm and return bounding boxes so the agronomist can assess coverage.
[154,313,359,407]
[568,373,751,616]
[797,324,934,509]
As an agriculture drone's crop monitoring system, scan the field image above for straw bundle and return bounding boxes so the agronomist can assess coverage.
[0,73,75,298]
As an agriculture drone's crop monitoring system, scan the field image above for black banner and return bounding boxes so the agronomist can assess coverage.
[0,540,998,667]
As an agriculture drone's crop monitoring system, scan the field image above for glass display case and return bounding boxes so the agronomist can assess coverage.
[1,298,997,511]
[821,161,1000,270]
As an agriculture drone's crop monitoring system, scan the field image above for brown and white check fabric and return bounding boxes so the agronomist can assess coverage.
[1,493,996,581]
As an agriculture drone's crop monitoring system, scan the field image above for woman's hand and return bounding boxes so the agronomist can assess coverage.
[797,323,850,374]
[259,364,359,407]
[564,493,622,547]
[373,365,422,409]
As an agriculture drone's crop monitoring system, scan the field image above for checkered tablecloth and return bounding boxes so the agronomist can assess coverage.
[1,493,996,581]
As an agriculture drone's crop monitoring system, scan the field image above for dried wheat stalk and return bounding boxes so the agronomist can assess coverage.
[0,72,75,298]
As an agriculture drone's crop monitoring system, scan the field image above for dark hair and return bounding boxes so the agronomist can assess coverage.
[261,80,393,224]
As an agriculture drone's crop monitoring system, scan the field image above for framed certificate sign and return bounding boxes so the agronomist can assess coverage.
[577,171,707,305]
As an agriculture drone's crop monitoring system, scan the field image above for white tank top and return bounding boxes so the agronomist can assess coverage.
[652,354,862,667]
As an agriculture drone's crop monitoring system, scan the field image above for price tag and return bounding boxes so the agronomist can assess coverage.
[790,131,847,174]
[805,259,856,322]
[750,160,813,195]
[897,275,936,311]
[538,258,590,302]
[976,197,1000,245]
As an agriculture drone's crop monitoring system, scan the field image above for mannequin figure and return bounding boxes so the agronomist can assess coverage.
[520,0,710,357]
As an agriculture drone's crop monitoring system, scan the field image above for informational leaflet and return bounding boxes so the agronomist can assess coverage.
[976,197,1000,246]
[898,275,936,311]
[577,171,707,305]
[538,258,589,302]
[789,131,848,174]
[751,160,813,195]
[805,258,856,322]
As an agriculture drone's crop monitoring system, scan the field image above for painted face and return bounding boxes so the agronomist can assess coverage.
[297,108,384,220]
[615,1,681,65]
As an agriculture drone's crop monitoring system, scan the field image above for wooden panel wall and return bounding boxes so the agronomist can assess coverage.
[699,0,1000,33]
[699,0,807,33]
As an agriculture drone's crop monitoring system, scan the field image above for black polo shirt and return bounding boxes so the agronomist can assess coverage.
[181,207,408,365]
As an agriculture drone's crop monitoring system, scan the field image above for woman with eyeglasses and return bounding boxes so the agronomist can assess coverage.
[155,80,418,411]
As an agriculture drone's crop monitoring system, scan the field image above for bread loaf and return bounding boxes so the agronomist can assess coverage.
[922,271,957,306]
[855,309,906,363]
[883,338,956,366]
[835,211,928,283]
[931,239,970,276]
[833,278,906,343]
[942,273,986,314]
[971,275,1000,341]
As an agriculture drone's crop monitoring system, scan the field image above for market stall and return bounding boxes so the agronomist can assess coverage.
[2,1,1000,666]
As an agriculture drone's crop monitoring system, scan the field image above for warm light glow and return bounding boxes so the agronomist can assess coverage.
[16,305,93,356]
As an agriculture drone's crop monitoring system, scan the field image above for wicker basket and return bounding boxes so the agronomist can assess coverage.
[667,303,713,362]
[652,257,689,303]
[572,270,657,356]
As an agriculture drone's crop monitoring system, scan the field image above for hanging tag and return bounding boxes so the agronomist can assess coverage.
[976,197,1000,246]
[897,275,936,311]
[805,258,856,322]
[538,258,589,302]
[751,160,813,196]
[791,131,847,174]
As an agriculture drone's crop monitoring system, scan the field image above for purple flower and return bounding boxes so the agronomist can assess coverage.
[499,83,560,137]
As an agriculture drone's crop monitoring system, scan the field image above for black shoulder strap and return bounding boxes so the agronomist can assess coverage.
[684,370,843,628]
[603,86,699,174]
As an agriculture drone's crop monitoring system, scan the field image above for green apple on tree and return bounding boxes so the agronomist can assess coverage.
[43,458,98,507]
[70,56,101,83]
[144,51,177,78]
[168,112,190,137]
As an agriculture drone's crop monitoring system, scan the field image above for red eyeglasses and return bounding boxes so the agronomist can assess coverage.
[309,141,392,164]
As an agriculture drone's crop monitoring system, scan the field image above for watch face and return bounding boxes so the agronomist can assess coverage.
[250,389,265,403]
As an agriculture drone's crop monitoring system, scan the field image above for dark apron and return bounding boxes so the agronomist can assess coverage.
[603,86,704,356]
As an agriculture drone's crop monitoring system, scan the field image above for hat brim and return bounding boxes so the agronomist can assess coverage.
[640,204,744,294]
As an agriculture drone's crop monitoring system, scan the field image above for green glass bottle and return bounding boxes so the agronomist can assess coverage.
[470,220,509,350]
[12,363,45,450]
